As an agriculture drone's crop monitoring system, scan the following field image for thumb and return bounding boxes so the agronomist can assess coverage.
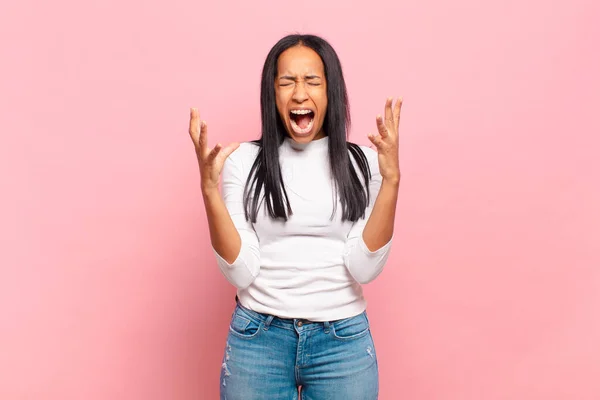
[220,142,240,159]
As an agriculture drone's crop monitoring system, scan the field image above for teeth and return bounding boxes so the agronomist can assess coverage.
[290,109,313,115]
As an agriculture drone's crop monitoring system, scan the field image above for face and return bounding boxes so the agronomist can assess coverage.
[275,45,328,143]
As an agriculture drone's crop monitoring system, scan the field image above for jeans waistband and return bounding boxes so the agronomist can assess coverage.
[235,296,334,332]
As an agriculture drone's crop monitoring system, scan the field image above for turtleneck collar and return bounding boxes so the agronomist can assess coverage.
[283,135,329,152]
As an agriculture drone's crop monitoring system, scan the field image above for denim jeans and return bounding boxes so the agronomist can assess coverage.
[220,302,379,399]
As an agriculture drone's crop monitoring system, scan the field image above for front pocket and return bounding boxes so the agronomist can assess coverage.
[331,314,370,341]
[229,313,263,339]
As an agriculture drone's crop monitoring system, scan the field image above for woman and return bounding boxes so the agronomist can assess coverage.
[189,34,401,399]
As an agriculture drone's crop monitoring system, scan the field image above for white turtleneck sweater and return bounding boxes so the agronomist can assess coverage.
[212,136,392,321]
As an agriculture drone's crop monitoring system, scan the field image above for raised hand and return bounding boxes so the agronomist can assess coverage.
[368,97,402,184]
[188,108,240,192]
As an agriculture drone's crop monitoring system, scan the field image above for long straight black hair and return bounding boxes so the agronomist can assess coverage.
[243,34,371,223]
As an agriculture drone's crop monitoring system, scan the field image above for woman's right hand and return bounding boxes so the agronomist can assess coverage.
[188,108,240,193]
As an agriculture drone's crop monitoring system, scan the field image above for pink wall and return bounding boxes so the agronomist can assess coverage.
[2,0,599,398]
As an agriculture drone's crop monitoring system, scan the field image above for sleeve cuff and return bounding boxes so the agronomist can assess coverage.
[212,246,242,268]
[358,234,394,256]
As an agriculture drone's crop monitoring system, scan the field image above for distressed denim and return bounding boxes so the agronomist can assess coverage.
[220,302,379,399]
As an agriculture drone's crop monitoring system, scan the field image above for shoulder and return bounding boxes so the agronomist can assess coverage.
[358,144,378,161]
[226,141,261,173]
[348,142,379,171]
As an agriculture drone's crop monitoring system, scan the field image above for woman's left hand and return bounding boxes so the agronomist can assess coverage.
[368,97,402,184]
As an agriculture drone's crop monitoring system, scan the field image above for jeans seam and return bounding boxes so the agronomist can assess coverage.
[228,321,264,340]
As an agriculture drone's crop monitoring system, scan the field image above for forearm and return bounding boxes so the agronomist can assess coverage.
[361,178,400,251]
[202,187,242,264]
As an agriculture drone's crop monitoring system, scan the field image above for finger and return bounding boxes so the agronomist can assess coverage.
[198,120,208,151]
[384,97,394,128]
[206,143,222,162]
[189,108,200,143]
[393,97,403,131]
[368,133,385,150]
[376,115,389,138]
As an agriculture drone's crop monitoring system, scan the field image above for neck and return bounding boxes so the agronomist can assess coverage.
[284,135,329,152]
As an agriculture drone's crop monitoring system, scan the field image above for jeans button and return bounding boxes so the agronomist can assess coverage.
[297,321,303,327]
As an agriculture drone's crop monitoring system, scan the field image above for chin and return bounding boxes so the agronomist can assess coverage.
[288,130,317,142]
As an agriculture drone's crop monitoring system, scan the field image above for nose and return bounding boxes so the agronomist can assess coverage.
[292,82,309,103]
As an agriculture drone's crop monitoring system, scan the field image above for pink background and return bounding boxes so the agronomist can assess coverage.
[2,0,599,398]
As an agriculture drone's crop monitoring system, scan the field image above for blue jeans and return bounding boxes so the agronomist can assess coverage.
[220,302,379,399]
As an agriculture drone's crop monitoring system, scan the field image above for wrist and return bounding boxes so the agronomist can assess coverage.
[201,184,220,198]
[382,175,401,187]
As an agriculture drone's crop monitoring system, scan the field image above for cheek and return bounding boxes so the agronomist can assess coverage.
[318,94,328,120]
[314,88,327,112]
[275,93,287,120]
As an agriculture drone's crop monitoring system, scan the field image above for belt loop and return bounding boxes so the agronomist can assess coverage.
[264,315,274,330]
[323,321,330,334]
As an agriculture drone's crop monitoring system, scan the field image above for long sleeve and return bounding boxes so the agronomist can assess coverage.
[343,148,393,284]
[212,149,261,289]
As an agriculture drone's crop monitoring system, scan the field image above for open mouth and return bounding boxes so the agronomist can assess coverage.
[289,109,315,135]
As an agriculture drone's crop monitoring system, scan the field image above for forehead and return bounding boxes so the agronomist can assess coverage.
[277,45,324,76]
